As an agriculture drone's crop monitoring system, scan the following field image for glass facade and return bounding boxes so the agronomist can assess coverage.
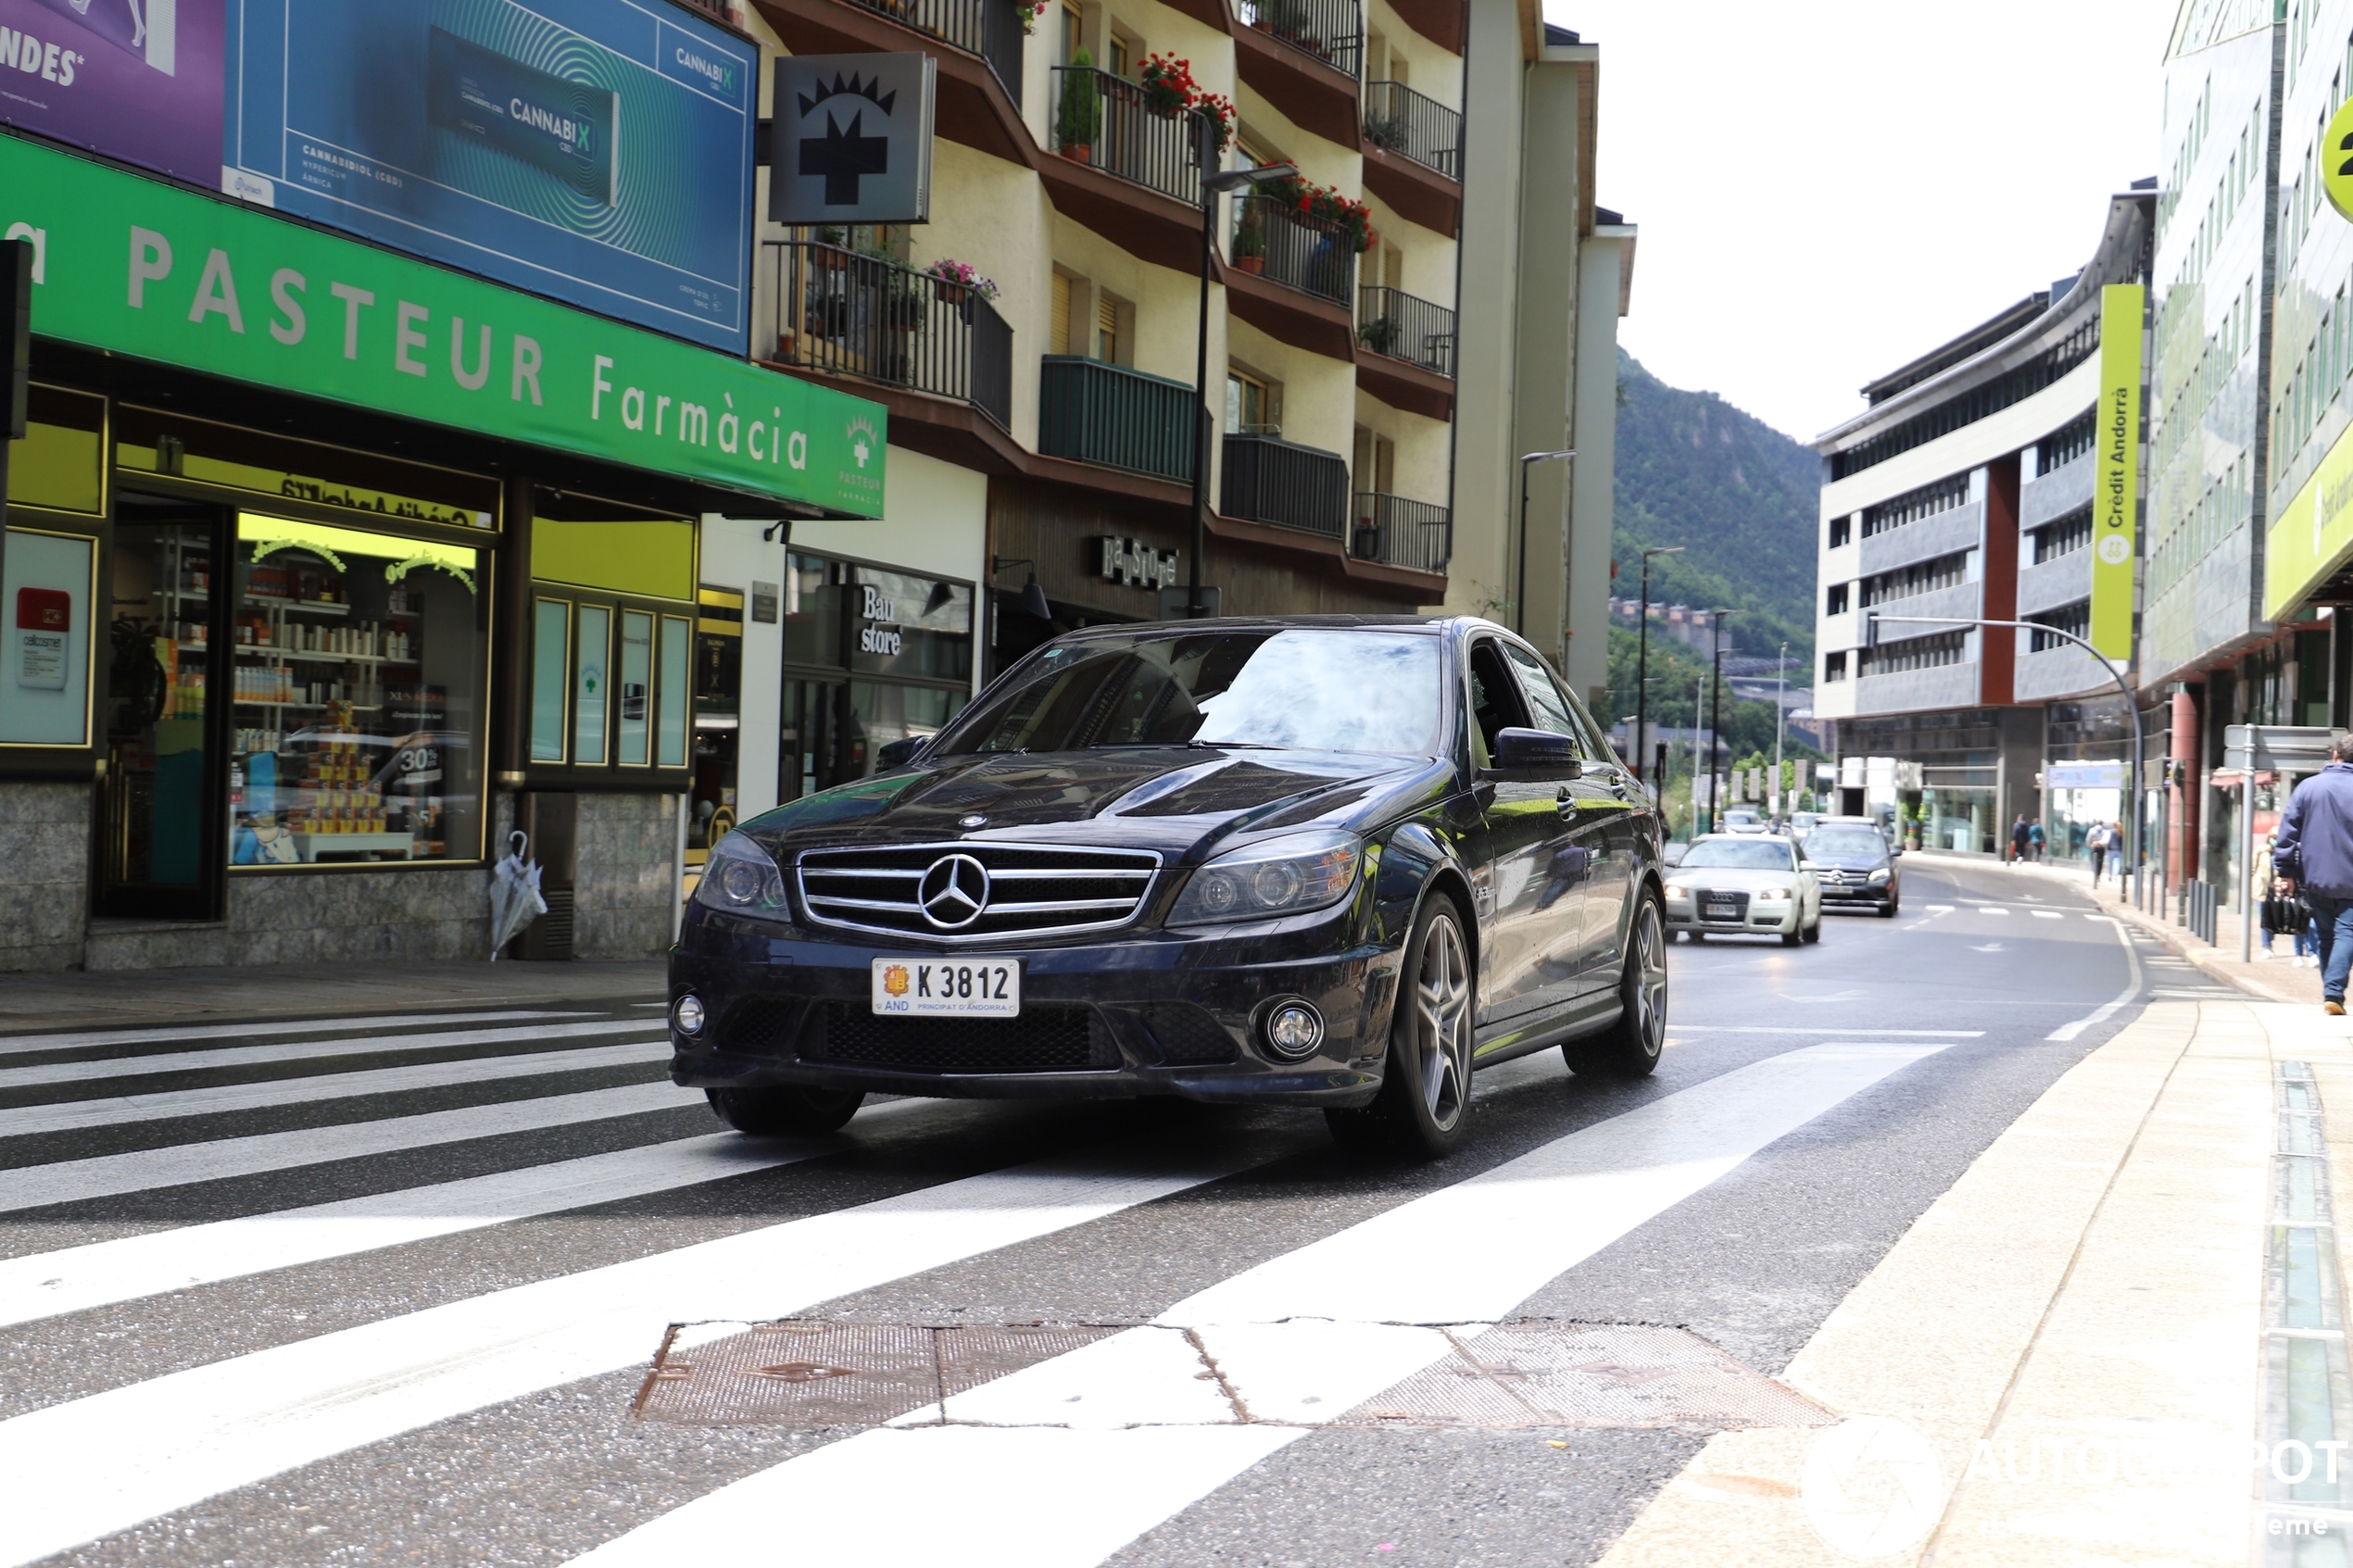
[778,551,974,801]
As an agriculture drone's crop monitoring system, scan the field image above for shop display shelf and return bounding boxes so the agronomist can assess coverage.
[242,595,351,616]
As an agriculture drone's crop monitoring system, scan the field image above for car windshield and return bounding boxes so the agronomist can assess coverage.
[1806,828,1887,859]
[936,629,1444,756]
[1678,840,1796,871]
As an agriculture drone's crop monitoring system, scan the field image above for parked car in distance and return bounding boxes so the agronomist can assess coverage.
[669,616,1670,1160]
[1718,809,1768,834]
[1664,834,1822,946]
[1800,821,1901,917]
[1789,811,1822,837]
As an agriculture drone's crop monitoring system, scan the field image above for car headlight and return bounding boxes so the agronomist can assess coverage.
[1753,886,1793,902]
[1664,884,1692,900]
[1869,868,1891,884]
[694,831,788,913]
[1169,830,1362,926]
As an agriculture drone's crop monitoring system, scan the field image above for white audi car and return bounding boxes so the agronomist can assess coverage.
[1663,834,1822,946]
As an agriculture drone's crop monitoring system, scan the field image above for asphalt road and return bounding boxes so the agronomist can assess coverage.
[0,853,2222,1568]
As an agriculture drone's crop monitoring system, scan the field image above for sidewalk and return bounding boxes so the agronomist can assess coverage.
[0,958,667,1034]
[1910,847,2327,1008]
[1595,997,2353,1564]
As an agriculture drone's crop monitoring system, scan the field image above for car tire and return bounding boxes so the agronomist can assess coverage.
[1780,925,1801,946]
[1877,899,1899,919]
[1327,896,1477,1160]
[1562,892,1667,1080]
[1687,930,1705,943]
[706,1085,865,1136]
[1802,912,1822,944]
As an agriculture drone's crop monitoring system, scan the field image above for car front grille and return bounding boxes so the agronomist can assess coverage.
[801,1001,1120,1073]
[796,843,1162,943]
[1694,889,1751,921]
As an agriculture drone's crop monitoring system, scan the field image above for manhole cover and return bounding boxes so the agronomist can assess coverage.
[633,1322,1116,1427]
[1337,1323,1832,1431]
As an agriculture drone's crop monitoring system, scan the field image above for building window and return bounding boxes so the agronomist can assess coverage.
[1831,317,2098,479]
[2032,506,2094,562]
[1859,550,1969,608]
[1227,366,1280,434]
[1826,583,1849,616]
[1825,651,1847,682]
[2027,601,2091,652]
[1856,631,1967,677]
[1860,473,1970,539]
[2035,411,2097,473]
[1829,514,1852,548]
[1095,290,1134,365]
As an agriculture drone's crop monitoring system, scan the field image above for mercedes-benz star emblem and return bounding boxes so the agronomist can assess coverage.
[918,853,991,929]
[959,813,988,828]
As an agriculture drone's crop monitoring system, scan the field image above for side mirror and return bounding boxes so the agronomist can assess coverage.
[876,735,929,770]
[1888,846,1905,859]
[1489,726,1583,778]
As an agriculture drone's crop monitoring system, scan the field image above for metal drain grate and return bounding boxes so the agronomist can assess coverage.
[633,1322,1118,1426]
[1340,1323,1834,1430]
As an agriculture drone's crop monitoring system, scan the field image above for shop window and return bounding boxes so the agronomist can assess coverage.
[660,615,691,769]
[689,586,746,864]
[530,600,569,762]
[7,385,106,516]
[777,554,976,803]
[619,609,654,767]
[849,566,974,683]
[574,605,611,764]
[225,513,485,866]
[784,552,845,669]
[2,522,98,746]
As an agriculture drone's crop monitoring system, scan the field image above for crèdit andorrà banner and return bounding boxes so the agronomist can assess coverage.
[0,131,886,516]
[2089,283,2142,660]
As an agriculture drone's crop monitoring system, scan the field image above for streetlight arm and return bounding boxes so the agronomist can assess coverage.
[1864,612,2142,893]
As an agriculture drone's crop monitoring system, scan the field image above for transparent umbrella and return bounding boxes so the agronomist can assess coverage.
[488,830,547,960]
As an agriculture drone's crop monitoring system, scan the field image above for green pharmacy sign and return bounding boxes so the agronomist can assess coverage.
[0,132,887,517]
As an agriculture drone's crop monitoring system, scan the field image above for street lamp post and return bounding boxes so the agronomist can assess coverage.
[1705,608,1736,834]
[1869,611,2143,903]
[1773,639,1789,822]
[1185,115,1295,619]
[1632,545,1684,786]
[1516,449,1575,640]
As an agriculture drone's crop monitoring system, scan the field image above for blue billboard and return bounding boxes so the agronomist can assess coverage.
[222,0,755,354]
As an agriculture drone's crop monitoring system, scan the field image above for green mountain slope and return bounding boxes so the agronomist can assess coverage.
[1609,348,1821,664]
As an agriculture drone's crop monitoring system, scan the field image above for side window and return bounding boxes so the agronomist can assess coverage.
[1466,639,1530,759]
[1499,643,1588,753]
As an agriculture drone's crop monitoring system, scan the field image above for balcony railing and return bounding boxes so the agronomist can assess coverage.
[1232,195,1353,304]
[1362,81,1461,178]
[844,0,1025,106]
[1352,493,1452,573]
[1050,68,1202,205]
[1038,356,1197,482]
[1356,286,1454,376]
[763,242,1013,431]
[1222,433,1349,537]
[1236,0,1362,77]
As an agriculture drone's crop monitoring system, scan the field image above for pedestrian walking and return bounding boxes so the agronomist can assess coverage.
[2009,814,2031,863]
[2273,734,2353,1013]
[2027,820,2045,861]
[2088,821,2112,885]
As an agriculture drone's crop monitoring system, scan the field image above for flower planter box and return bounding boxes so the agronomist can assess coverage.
[1235,256,1265,275]
[1060,142,1092,163]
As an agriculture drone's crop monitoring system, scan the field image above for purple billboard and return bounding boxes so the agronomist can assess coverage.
[0,0,223,186]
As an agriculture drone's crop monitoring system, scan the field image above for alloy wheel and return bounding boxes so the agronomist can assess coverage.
[1629,900,1667,1059]
[1416,913,1474,1129]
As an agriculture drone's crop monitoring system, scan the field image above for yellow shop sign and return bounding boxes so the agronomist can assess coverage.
[2267,420,2353,620]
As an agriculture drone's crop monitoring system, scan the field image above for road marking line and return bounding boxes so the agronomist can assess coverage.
[2032,909,2063,920]
[0,1039,672,1142]
[0,1104,931,1329]
[1666,1027,1983,1037]
[569,1045,1952,1568]
[0,1011,598,1057]
[0,1082,705,1213]
[0,1019,667,1090]
[1926,904,1956,912]
[1980,907,2011,916]
[0,1145,1268,1568]
[2045,913,2145,1041]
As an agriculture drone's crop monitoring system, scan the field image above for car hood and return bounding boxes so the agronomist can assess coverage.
[737,747,1456,865]
[1806,853,1890,872]
[1666,866,1799,890]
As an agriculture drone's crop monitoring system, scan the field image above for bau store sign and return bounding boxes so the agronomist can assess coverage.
[0,131,887,516]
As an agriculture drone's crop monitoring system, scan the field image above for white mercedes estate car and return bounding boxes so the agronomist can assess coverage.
[1663,834,1822,946]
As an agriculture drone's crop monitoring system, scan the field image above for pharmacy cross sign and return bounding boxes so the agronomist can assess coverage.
[772,55,937,225]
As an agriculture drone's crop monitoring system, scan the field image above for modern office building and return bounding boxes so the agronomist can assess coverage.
[1808,190,2155,857]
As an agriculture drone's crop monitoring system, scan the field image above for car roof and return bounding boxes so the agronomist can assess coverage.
[1051,614,1454,641]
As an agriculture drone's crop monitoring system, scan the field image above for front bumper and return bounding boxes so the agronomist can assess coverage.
[1818,879,1894,907]
[666,903,1401,1108]
[1663,892,1800,935]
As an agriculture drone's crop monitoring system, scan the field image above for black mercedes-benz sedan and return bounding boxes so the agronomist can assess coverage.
[1800,819,1902,916]
[668,616,1668,1158]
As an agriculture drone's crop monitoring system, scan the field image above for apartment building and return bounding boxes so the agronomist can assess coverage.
[710,0,1627,712]
[1809,191,2154,858]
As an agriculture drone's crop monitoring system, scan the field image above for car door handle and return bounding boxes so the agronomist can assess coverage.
[1556,787,1578,819]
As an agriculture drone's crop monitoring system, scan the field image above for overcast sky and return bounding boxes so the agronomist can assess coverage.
[1554,1,2178,445]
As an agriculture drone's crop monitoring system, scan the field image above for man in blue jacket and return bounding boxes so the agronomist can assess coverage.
[2275,733,2353,1015]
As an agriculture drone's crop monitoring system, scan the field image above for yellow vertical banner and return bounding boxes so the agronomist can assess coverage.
[2090,283,2143,659]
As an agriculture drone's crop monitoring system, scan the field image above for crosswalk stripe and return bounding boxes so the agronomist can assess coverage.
[566,1043,1949,1568]
[0,1039,671,1142]
[0,1104,929,1329]
[0,1081,704,1213]
[0,1018,668,1089]
[0,1010,599,1057]
[0,1142,1267,1568]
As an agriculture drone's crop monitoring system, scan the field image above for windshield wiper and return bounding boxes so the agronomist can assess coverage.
[1186,738,1277,749]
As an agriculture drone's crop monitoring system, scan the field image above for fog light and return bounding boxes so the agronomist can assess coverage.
[673,995,706,1035]
[1264,1002,1325,1060]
